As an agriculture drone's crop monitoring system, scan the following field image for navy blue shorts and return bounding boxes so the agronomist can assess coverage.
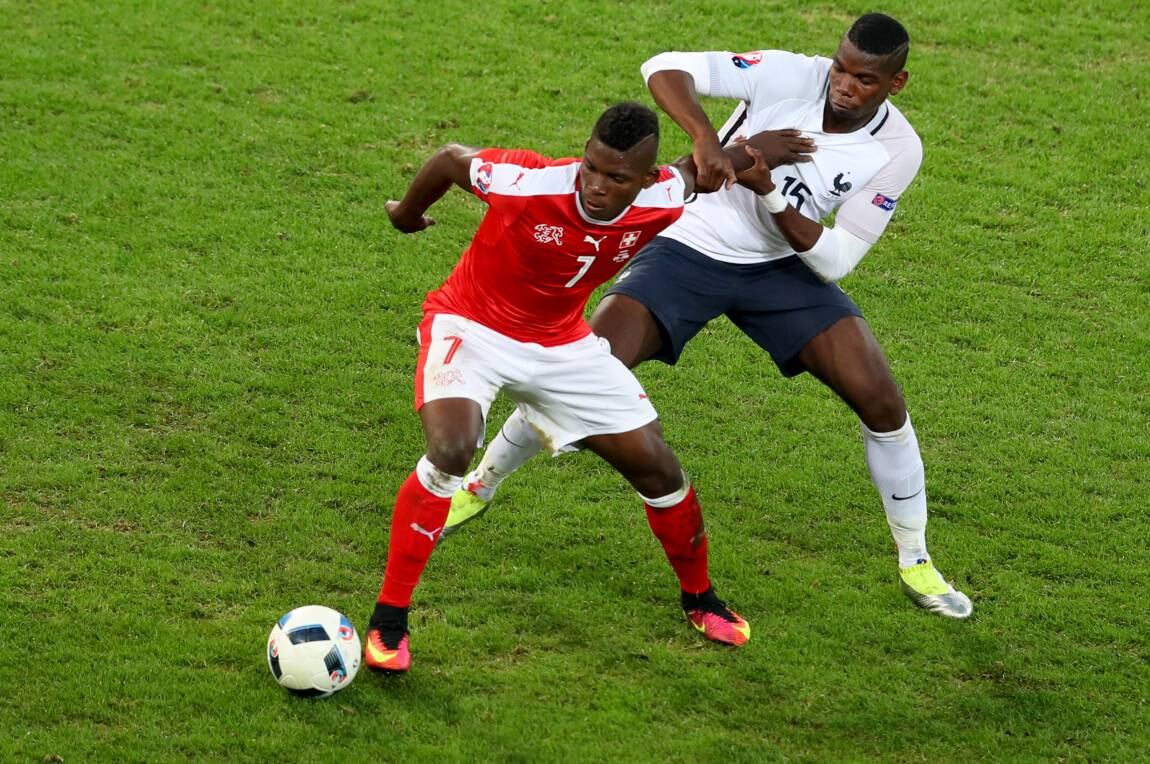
[605,236,863,377]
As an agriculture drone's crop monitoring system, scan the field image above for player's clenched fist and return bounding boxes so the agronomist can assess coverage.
[386,199,437,234]
[734,145,776,195]
[691,137,736,193]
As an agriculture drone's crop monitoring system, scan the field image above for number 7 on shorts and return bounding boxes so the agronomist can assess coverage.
[442,335,463,365]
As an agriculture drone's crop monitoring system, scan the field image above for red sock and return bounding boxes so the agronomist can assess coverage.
[644,486,710,594]
[377,470,451,608]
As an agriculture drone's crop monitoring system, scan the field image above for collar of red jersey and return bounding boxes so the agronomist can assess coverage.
[574,185,631,226]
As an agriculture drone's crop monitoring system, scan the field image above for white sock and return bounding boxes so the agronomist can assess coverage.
[862,414,930,568]
[638,473,690,507]
[465,408,544,501]
[416,455,463,499]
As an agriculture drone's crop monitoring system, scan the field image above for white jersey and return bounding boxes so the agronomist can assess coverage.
[654,50,922,264]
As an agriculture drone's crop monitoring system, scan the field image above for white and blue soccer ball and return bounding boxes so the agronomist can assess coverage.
[267,605,361,698]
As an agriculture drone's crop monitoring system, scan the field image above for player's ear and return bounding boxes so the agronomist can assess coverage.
[642,167,661,188]
[888,70,908,96]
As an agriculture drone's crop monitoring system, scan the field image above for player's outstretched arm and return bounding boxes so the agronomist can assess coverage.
[645,51,799,193]
[387,143,481,234]
[647,69,733,193]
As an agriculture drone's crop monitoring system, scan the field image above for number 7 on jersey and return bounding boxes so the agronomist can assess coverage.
[565,256,596,288]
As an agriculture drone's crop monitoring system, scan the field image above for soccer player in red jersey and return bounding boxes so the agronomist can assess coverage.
[364,103,813,672]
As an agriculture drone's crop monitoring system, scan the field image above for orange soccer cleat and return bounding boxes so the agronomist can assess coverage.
[682,588,751,647]
[364,628,411,674]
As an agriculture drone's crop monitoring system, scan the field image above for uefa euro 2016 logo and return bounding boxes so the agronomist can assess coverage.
[475,162,494,194]
[731,52,763,69]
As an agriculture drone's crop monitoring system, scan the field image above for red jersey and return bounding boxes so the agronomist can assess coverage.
[422,148,686,346]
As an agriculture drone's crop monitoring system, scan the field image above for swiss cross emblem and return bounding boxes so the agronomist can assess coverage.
[533,224,565,246]
[620,231,642,248]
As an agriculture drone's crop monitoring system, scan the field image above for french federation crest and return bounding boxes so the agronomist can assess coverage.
[829,172,853,197]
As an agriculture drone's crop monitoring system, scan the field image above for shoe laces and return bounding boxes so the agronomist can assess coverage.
[370,627,407,651]
[900,560,950,595]
[683,589,739,623]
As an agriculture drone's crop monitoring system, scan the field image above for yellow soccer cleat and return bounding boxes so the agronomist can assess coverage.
[899,560,973,619]
[442,482,491,537]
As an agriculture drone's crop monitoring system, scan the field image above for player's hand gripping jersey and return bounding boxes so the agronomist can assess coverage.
[647,50,922,264]
[423,149,686,345]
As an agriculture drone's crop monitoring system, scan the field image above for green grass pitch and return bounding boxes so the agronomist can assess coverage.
[2,1,1148,761]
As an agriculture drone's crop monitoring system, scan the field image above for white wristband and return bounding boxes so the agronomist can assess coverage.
[757,187,787,214]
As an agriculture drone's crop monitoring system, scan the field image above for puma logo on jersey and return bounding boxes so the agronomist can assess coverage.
[583,234,607,252]
[410,523,442,542]
[510,171,525,189]
[830,172,852,196]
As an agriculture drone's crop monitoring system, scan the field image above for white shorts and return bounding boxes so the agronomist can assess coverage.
[414,313,658,453]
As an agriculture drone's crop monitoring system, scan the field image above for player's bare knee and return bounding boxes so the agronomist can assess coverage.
[638,448,684,497]
[858,383,907,432]
[424,438,476,477]
[606,432,681,497]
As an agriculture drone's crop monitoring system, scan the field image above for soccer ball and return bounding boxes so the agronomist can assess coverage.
[267,605,361,698]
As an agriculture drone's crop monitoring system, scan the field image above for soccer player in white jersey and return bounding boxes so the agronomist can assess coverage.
[450,14,973,620]
[364,103,820,673]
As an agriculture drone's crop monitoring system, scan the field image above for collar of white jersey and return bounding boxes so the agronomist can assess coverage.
[819,77,892,135]
[863,103,892,135]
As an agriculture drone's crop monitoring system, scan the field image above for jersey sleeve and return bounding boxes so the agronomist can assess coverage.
[835,134,923,244]
[661,164,688,202]
[468,148,551,204]
[643,50,828,107]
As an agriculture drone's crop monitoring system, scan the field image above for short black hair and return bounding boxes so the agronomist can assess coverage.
[848,13,910,72]
[593,102,659,152]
